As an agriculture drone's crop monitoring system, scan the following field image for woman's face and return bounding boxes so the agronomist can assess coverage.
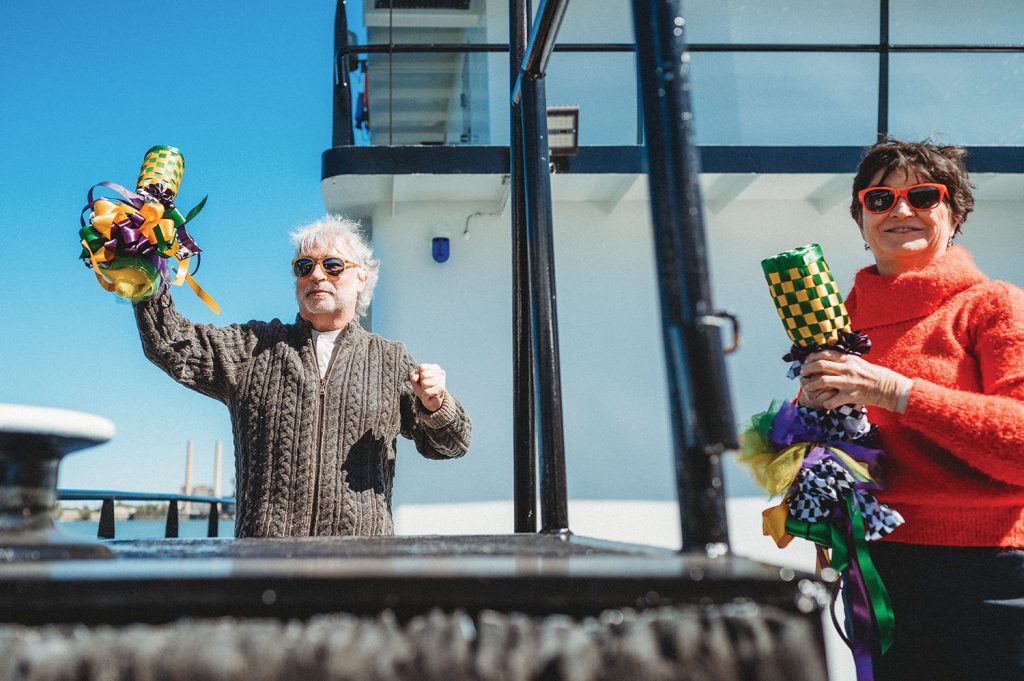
[857,168,957,276]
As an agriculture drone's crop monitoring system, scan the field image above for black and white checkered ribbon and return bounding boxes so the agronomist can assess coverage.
[859,492,905,541]
[797,405,871,441]
[788,458,904,541]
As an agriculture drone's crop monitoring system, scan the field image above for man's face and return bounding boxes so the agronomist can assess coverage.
[294,245,365,327]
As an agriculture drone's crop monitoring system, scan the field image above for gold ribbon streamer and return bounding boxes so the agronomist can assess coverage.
[762,502,794,548]
[184,271,220,314]
[82,239,115,292]
[758,444,808,496]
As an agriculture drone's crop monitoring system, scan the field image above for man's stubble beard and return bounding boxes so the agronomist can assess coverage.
[298,284,357,318]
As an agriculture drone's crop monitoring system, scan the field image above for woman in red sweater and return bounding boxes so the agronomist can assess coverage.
[800,139,1024,680]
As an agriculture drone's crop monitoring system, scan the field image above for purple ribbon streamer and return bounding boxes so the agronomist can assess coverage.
[80,182,147,228]
[768,401,813,448]
[803,446,882,493]
[843,524,877,681]
[769,401,883,486]
[176,225,201,255]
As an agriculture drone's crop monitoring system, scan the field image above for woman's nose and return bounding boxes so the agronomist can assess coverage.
[891,197,915,217]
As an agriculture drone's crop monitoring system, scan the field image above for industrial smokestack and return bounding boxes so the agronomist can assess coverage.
[214,440,223,498]
[184,440,193,496]
[184,440,194,517]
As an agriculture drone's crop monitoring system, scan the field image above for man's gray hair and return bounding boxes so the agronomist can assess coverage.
[290,215,380,317]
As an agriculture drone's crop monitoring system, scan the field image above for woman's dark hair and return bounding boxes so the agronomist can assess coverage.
[850,138,975,233]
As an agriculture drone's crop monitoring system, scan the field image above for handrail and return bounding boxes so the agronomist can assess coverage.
[58,489,235,540]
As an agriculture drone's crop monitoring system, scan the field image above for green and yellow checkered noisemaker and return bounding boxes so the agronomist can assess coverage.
[137,145,185,197]
[761,244,850,348]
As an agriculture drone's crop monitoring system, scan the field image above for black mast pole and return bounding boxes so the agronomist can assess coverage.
[510,0,537,533]
[332,0,355,147]
[877,0,890,139]
[513,0,571,533]
[631,0,736,552]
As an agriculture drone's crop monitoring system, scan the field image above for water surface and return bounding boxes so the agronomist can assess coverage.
[58,519,236,540]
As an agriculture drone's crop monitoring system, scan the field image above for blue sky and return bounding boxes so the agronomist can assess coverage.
[1,2,340,495]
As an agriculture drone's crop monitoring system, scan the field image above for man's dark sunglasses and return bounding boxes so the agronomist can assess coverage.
[291,256,358,279]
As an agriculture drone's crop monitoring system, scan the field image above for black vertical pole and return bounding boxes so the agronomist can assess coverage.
[877,0,890,139]
[511,0,537,533]
[333,0,355,147]
[165,499,179,539]
[512,0,571,534]
[98,498,115,539]
[207,501,219,538]
[631,0,734,552]
[520,75,569,533]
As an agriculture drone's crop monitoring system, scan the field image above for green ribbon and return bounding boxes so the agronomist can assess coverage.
[845,495,895,653]
[751,399,784,444]
[760,243,825,275]
[785,495,895,653]
[182,195,208,225]
[78,224,107,257]
[169,196,208,254]
[152,222,175,255]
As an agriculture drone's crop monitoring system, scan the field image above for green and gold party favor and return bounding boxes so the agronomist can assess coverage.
[761,244,850,347]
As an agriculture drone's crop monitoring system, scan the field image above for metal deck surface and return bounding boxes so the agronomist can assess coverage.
[0,533,825,625]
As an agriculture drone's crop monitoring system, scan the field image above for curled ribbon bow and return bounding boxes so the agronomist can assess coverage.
[78,170,218,313]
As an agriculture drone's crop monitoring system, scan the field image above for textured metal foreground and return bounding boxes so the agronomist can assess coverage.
[0,605,825,681]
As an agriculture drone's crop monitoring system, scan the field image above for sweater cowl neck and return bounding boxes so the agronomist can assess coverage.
[847,246,988,328]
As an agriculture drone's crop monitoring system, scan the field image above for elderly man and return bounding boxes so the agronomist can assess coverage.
[134,215,471,537]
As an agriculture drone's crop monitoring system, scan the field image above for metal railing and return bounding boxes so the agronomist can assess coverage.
[334,41,639,146]
[58,489,235,540]
[333,0,1024,149]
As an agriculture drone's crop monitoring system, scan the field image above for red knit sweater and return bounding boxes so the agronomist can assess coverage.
[846,246,1024,547]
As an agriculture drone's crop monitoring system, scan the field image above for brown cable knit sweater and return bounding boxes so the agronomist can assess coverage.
[134,292,471,537]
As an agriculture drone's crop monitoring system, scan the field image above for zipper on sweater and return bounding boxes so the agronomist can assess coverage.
[308,336,341,535]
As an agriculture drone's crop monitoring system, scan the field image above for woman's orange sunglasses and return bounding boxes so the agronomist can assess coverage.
[857,183,949,214]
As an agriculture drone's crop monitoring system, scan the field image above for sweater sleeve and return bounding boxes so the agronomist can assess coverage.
[134,291,263,403]
[398,350,472,460]
[898,282,1024,486]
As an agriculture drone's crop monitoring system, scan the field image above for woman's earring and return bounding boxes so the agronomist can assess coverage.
[947,236,955,247]
[864,242,871,251]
